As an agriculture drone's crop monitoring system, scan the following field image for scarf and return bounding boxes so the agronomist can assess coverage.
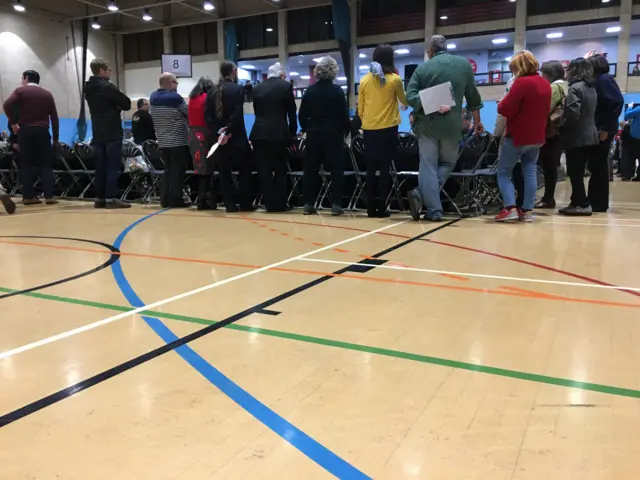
[369,62,386,86]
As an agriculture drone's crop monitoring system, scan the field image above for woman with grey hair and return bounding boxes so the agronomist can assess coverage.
[299,56,350,215]
[188,75,217,210]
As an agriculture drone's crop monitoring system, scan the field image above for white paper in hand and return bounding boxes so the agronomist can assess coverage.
[207,131,228,158]
[419,81,456,115]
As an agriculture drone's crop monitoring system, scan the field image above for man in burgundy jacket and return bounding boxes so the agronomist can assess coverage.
[3,70,59,205]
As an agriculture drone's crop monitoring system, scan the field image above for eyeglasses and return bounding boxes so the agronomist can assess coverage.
[171,80,179,85]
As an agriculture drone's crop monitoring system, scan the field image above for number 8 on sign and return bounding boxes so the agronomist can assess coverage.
[161,54,192,78]
[173,60,179,69]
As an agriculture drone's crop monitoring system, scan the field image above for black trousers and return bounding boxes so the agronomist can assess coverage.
[587,137,613,212]
[512,162,524,209]
[363,126,398,214]
[217,144,252,209]
[566,145,601,208]
[538,135,561,202]
[303,132,344,207]
[197,175,214,207]
[254,140,288,211]
[18,126,54,199]
[160,145,188,207]
[621,136,640,179]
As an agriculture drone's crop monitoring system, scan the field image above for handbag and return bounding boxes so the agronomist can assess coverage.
[546,84,566,138]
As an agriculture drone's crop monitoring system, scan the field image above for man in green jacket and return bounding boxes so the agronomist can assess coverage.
[406,35,484,221]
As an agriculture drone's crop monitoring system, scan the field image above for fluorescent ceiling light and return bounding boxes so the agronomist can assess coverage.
[289,72,299,76]
[602,0,611,3]
[359,53,366,58]
[142,8,152,21]
[492,38,508,44]
[505,56,512,62]
[546,32,563,39]
[13,0,25,12]
[203,1,214,11]
[266,28,274,32]
[107,1,118,12]
[447,43,456,49]
[440,16,448,20]
[241,65,255,69]
[395,49,410,54]
[313,57,322,63]
[606,26,621,33]
[337,76,347,81]
[300,75,311,80]
[91,18,101,29]
[359,65,369,70]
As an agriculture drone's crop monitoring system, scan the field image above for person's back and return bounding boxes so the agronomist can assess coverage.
[358,72,405,131]
[132,109,155,144]
[85,76,131,143]
[251,77,297,141]
[205,78,248,148]
[560,80,598,149]
[150,88,189,148]
[5,85,58,136]
[298,80,350,136]
[188,93,208,128]
[499,74,551,146]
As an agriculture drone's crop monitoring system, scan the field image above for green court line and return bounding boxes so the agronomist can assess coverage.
[3,286,640,400]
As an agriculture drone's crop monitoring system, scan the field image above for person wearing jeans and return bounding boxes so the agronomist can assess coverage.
[558,58,599,216]
[84,58,132,209]
[406,35,484,222]
[493,50,551,222]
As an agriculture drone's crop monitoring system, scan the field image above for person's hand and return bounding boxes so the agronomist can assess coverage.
[10,124,19,134]
[437,105,451,114]
[474,122,485,135]
[11,143,19,152]
[598,131,608,142]
[219,133,232,146]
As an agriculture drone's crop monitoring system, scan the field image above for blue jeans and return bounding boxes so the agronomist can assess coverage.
[497,137,541,211]
[417,135,459,215]
[92,140,122,200]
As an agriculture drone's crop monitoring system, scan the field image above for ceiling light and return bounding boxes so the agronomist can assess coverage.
[91,17,101,29]
[142,8,152,21]
[359,53,366,58]
[492,38,508,44]
[546,32,563,39]
[359,65,369,70]
[107,1,118,12]
[313,57,322,63]
[266,28,273,32]
[606,26,621,33]
[289,72,299,76]
[510,0,516,2]
[300,75,311,80]
[505,56,512,62]
[602,0,610,3]
[395,49,410,54]
[13,0,25,12]
[447,43,456,49]
[241,65,255,69]
[440,16,448,20]
[203,1,214,11]
[337,76,347,81]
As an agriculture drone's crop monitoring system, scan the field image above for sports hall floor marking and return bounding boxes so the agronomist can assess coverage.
[0,217,409,361]
[2,285,640,401]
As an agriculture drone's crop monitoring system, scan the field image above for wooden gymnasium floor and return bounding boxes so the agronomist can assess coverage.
[1,181,640,480]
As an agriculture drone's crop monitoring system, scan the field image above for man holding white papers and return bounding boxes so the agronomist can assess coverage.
[406,35,484,222]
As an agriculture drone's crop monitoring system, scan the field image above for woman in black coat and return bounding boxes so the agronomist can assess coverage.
[587,54,624,212]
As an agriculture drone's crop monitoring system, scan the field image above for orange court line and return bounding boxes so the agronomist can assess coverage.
[1,238,639,310]
[499,285,567,300]
[439,273,470,282]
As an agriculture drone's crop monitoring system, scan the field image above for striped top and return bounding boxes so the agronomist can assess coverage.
[150,89,189,148]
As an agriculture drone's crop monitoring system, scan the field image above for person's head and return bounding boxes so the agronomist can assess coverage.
[220,60,237,82]
[189,75,214,99]
[540,60,565,84]
[314,56,339,82]
[267,62,286,80]
[508,50,539,77]
[90,58,111,80]
[21,70,40,86]
[137,98,149,111]
[427,35,447,59]
[461,109,472,133]
[159,72,179,91]
[566,57,594,84]
[588,54,610,77]
[372,44,395,74]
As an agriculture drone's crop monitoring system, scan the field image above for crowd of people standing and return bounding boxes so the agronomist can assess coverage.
[0,35,637,220]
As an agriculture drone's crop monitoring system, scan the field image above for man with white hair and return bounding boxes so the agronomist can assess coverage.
[250,62,297,212]
[150,72,190,208]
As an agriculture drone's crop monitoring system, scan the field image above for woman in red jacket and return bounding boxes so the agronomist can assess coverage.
[494,50,551,223]
[188,76,216,210]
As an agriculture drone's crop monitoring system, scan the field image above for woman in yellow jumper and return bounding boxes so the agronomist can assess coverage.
[358,44,408,218]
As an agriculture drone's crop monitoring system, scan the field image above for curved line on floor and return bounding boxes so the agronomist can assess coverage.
[0,236,120,300]
[110,210,371,480]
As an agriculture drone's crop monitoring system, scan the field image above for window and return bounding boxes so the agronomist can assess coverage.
[287,6,335,44]
[237,13,278,50]
[123,30,163,63]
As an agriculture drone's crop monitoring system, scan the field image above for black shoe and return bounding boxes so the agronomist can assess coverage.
[377,210,391,218]
[1,194,16,214]
[633,176,640,182]
[225,204,240,213]
[407,189,422,221]
[169,202,191,209]
[534,199,556,209]
[367,210,377,218]
[303,205,317,215]
[240,205,257,212]
[331,205,344,216]
[105,199,132,209]
[94,199,106,209]
[197,203,215,211]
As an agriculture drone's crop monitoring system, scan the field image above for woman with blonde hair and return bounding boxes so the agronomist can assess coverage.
[494,50,551,222]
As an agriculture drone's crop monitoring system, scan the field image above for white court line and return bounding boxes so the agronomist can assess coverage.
[464,217,640,228]
[300,258,640,292]
[0,220,409,360]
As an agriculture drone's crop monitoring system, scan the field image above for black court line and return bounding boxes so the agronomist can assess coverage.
[0,236,120,300]
[256,309,281,316]
[0,219,459,428]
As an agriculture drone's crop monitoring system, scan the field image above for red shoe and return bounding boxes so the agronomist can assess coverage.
[494,208,519,222]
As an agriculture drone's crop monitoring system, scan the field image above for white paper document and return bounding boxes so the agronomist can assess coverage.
[419,81,456,115]
[206,131,229,158]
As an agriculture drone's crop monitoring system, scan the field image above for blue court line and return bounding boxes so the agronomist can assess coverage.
[111,210,371,479]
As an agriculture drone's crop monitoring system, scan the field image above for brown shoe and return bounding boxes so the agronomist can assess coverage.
[23,198,42,206]
[1,194,16,214]
[45,198,59,205]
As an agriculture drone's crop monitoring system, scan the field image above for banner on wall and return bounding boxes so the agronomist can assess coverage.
[467,58,478,74]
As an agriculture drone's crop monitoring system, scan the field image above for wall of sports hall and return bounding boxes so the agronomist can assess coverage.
[4,0,640,143]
